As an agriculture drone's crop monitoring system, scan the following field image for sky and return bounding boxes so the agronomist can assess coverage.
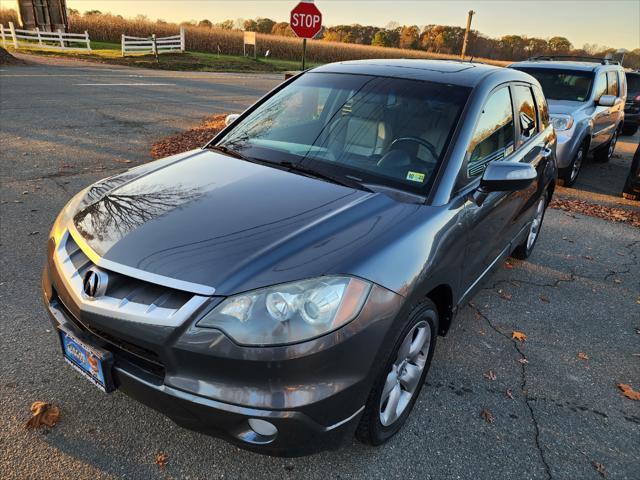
[60,0,640,50]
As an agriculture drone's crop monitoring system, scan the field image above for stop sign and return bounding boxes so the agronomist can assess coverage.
[290,1,323,39]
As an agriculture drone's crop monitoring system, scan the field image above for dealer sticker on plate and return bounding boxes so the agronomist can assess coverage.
[59,328,115,392]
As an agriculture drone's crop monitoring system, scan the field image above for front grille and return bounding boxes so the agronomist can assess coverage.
[57,294,166,380]
[55,230,209,327]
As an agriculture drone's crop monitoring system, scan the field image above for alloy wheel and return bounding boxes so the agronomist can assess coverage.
[379,320,431,427]
[607,131,618,159]
[526,195,546,251]
[570,148,584,183]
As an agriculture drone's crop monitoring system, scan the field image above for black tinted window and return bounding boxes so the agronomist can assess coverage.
[627,73,640,92]
[607,71,619,96]
[513,85,538,142]
[516,68,594,102]
[467,87,515,178]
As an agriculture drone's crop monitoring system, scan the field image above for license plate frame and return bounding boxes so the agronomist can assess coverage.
[58,327,115,393]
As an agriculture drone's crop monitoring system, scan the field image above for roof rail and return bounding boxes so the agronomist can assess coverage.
[525,55,620,65]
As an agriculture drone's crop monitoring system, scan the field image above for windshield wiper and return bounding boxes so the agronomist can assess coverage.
[209,144,253,162]
[279,161,373,192]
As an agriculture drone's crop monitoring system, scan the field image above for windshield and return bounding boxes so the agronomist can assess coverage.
[516,68,594,102]
[216,72,470,195]
[627,73,640,93]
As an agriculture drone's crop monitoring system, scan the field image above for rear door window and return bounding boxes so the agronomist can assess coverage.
[607,71,619,97]
[467,87,515,178]
[513,85,538,143]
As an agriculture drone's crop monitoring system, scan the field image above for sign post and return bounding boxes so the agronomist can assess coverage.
[290,0,322,70]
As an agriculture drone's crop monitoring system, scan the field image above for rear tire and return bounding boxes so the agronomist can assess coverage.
[559,141,587,187]
[511,190,548,260]
[621,124,638,136]
[355,300,438,446]
[594,129,619,163]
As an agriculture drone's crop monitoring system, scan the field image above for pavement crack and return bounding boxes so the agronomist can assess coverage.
[469,302,553,480]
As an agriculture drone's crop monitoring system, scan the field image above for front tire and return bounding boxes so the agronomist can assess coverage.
[511,190,548,259]
[594,128,619,163]
[560,141,586,187]
[355,300,438,446]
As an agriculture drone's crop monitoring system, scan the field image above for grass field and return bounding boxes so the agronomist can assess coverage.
[6,42,318,72]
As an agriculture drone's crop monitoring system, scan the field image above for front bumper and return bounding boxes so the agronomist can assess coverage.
[554,129,582,170]
[42,256,403,456]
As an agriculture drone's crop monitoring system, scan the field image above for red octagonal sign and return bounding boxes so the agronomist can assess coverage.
[290,1,323,39]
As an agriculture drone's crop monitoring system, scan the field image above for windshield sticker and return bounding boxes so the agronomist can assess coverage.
[406,171,425,183]
[505,145,514,156]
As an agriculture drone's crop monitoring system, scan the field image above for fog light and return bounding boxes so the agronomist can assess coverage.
[248,418,278,437]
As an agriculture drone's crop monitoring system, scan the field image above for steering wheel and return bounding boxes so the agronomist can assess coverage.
[389,136,438,161]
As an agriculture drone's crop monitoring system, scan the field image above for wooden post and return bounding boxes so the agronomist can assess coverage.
[461,10,475,59]
[85,30,91,50]
[121,34,125,57]
[1,25,6,48]
[57,29,64,49]
[180,26,185,52]
[152,34,158,61]
[36,27,42,45]
[9,22,18,48]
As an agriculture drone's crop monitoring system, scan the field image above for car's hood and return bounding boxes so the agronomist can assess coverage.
[548,99,589,116]
[71,150,417,295]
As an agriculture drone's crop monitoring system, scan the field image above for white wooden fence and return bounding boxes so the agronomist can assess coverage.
[121,27,185,56]
[0,22,91,51]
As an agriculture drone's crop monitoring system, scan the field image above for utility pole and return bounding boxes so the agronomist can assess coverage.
[461,10,475,59]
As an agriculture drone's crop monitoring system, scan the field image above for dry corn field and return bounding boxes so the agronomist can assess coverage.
[62,13,507,66]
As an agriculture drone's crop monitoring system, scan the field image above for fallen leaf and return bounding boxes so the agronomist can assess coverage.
[480,409,494,424]
[498,289,512,301]
[505,389,514,399]
[582,255,593,260]
[518,358,529,364]
[22,191,29,195]
[539,295,550,303]
[577,352,589,360]
[561,236,574,243]
[504,261,513,270]
[617,383,640,401]
[512,331,527,342]
[115,159,133,164]
[155,452,169,471]
[483,370,497,381]
[25,401,60,428]
[592,461,607,478]
[28,231,39,236]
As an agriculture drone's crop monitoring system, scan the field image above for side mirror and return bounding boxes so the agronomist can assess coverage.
[598,95,616,107]
[225,113,241,127]
[471,162,537,206]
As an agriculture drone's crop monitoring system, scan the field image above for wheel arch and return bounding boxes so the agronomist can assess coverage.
[425,284,453,336]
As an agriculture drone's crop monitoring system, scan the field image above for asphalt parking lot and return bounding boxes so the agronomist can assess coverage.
[1,57,638,480]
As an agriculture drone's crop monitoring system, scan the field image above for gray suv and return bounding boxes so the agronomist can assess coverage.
[511,57,626,186]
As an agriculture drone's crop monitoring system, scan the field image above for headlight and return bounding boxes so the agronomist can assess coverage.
[550,114,574,131]
[50,187,90,246]
[197,276,372,345]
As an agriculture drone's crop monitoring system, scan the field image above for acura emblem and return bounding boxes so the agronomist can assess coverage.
[82,268,108,299]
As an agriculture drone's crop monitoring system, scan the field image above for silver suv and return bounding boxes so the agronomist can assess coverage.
[510,57,626,186]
